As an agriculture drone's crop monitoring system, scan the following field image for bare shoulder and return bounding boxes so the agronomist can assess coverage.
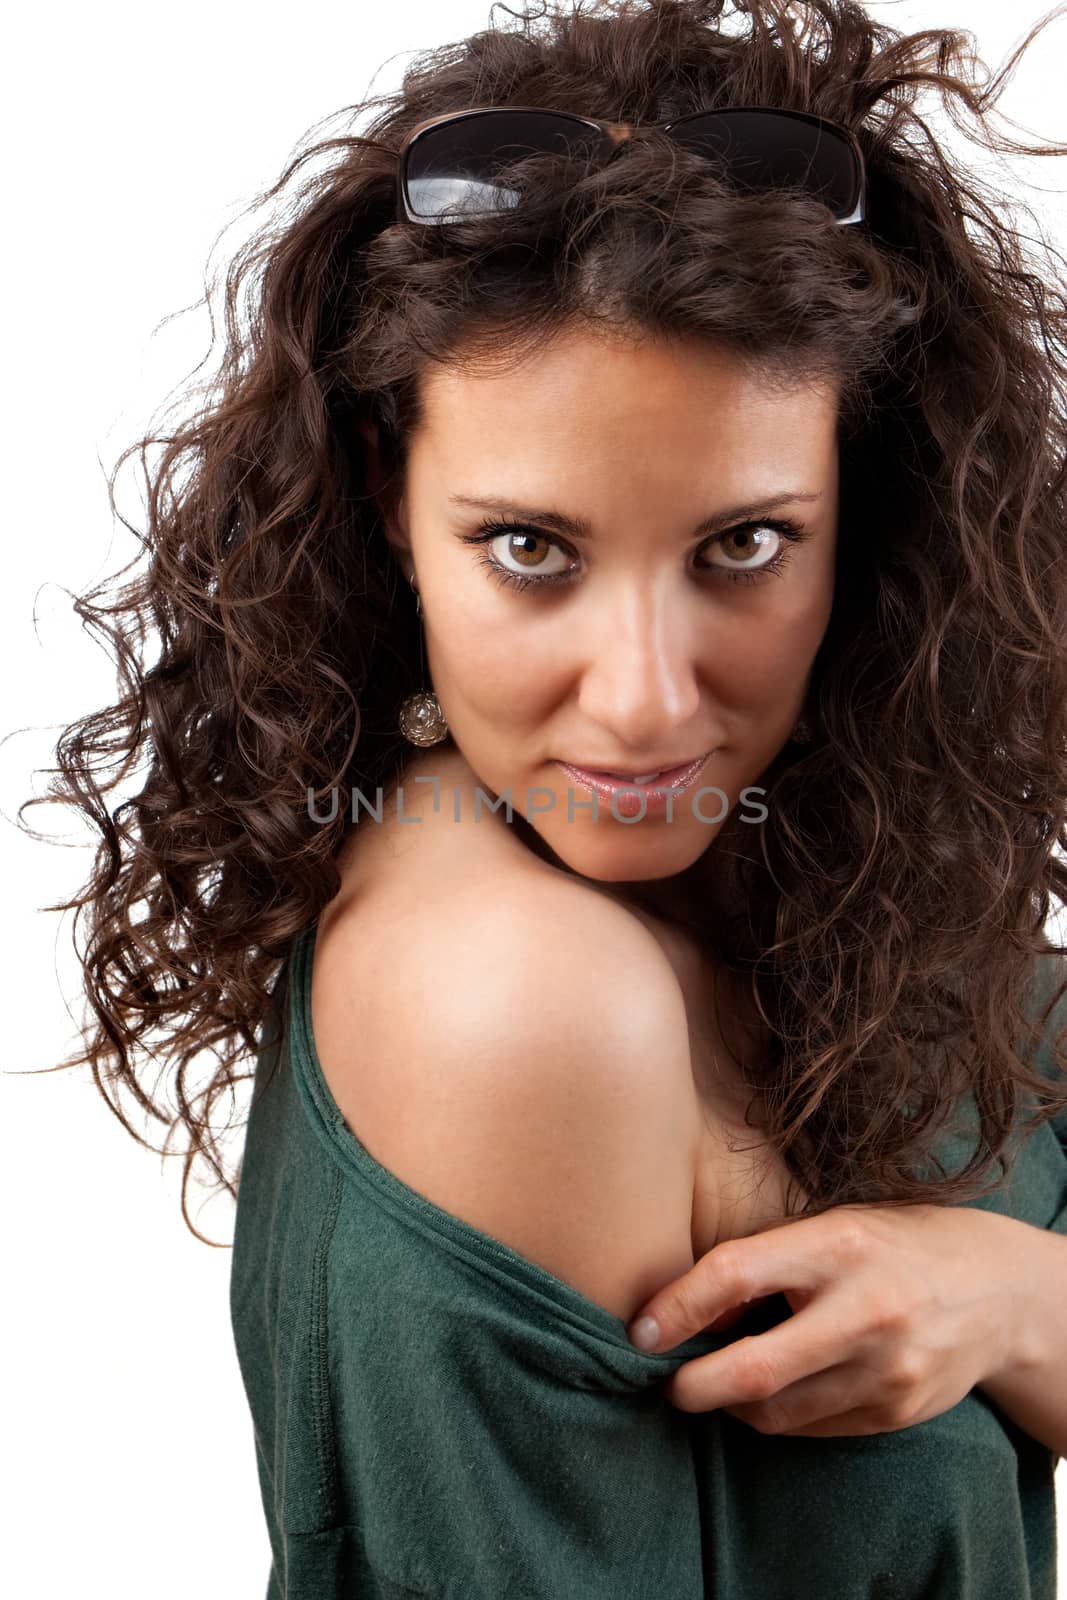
[311,863,703,1321]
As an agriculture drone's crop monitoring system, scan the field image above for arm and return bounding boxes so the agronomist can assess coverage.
[321,881,715,1597]
[976,1217,1067,1459]
[331,875,703,1321]
[976,948,1067,1457]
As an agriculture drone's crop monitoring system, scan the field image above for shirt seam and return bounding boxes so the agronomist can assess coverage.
[308,1162,344,1529]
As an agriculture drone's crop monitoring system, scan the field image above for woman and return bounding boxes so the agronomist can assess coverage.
[29,0,1067,1595]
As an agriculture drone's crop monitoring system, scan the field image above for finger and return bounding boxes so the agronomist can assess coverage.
[713,1361,873,1434]
[777,1403,907,1438]
[662,1298,860,1413]
[627,1214,843,1352]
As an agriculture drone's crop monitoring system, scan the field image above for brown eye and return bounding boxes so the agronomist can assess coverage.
[705,524,783,573]
[467,519,577,588]
[499,529,566,573]
[459,512,810,593]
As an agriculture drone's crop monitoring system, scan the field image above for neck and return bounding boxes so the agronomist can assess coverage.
[506,808,711,938]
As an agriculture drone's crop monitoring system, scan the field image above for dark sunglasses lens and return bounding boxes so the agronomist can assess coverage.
[405,111,608,221]
[667,110,859,219]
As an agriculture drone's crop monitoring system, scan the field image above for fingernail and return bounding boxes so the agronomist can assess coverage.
[628,1315,661,1351]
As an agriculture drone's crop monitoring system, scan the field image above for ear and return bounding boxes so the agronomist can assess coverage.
[356,416,413,577]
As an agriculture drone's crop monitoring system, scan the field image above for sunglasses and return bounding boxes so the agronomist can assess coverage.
[397,105,867,227]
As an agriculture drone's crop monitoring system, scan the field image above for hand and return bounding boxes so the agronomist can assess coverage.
[627,1203,1023,1437]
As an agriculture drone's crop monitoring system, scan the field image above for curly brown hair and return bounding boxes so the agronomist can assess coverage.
[20,0,1067,1244]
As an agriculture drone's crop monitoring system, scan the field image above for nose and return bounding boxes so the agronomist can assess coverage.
[575,583,702,750]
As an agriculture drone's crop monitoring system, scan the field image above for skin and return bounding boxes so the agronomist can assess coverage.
[347,332,1067,1456]
[358,323,840,923]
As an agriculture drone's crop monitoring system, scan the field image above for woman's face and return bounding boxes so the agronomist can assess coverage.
[368,325,840,889]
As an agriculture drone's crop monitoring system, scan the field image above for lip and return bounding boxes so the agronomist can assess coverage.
[553,750,714,813]
[570,753,708,778]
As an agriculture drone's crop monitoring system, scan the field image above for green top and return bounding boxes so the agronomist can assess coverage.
[230,922,1067,1599]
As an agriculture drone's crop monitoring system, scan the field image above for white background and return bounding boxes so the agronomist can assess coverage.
[3,2,1065,1594]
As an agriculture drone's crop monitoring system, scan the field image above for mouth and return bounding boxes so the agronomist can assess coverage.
[553,750,713,798]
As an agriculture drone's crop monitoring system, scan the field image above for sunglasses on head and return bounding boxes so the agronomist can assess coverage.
[397,105,867,227]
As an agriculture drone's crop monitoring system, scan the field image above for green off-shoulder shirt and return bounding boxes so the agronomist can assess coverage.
[229,923,1067,1599]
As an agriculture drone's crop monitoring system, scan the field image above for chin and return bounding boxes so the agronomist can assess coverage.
[540,823,709,880]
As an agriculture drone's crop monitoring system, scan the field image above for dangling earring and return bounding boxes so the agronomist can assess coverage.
[397,571,450,747]
[790,713,813,744]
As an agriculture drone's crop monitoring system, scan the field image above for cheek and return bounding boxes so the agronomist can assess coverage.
[706,601,827,707]
[431,611,560,718]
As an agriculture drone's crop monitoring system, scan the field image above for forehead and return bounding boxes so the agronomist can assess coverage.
[413,327,839,477]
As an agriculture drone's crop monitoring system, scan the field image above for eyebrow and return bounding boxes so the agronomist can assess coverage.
[447,490,824,541]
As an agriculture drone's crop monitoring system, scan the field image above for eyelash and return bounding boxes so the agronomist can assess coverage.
[459,515,810,593]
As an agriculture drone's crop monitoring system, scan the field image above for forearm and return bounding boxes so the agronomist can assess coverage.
[975,1218,1067,1459]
